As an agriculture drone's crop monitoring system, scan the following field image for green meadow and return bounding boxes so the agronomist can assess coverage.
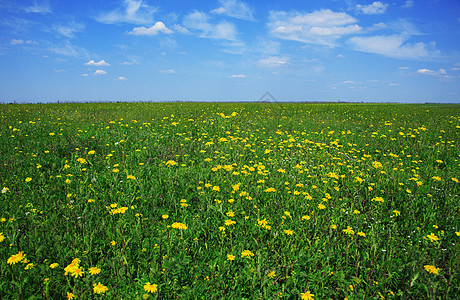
[0,102,459,299]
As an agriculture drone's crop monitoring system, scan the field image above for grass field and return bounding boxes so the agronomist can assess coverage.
[0,102,459,299]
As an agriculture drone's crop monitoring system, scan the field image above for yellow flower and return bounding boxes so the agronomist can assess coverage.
[7,251,25,265]
[24,263,35,270]
[144,282,158,293]
[452,177,459,183]
[372,161,382,168]
[171,222,187,230]
[331,224,337,229]
[71,267,84,278]
[88,150,95,155]
[162,215,169,219]
[301,291,314,300]
[89,267,101,275]
[127,175,136,180]
[67,292,75,299]
[302,215,310,221]
[357,231,366,237]
[371,197,384,203]
[241,250,254,258]
[227,254,235,261]
[110,241,116,246]
[226,211,235,217]
[25,177,32,182]
[76,158,86,164]
[264,187,276,192]
[50,262,59,269]
[318,204,326,210]
[426,233,439,242]
[284,229,294,235]
[112,168,119,173]
[393,210,401,216]
[343,226,355,235]
[268,271,276,278]
[0,232,5,242]
[93,282,108,294]
[224,220,236,226]
[212,186,220,191]
[165,160,177,166]
[455,232,460,236]
[424,265,440,275]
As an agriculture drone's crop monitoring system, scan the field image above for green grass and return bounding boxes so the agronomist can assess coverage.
[0,102,459,299]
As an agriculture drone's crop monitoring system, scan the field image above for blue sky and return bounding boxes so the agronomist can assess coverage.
[1,0,459,103]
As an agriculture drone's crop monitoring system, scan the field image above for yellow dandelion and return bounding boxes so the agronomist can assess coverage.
[144,282,158,293]
[89,267,101,275]
[227,254,235,261]
[93,282,108,294]
[171,222,187,230]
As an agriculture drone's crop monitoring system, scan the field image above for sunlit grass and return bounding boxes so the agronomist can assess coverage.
[0,102,459,299]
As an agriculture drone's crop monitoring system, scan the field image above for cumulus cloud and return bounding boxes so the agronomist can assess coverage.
[96,0,157,25]
[211,0,254,21]
[127,21,173,35]
[116,76,128,80]
[183,11,238,41]
[356,2,389,14]
[258,56,289,67]
[348,33,441,59]
[10,39,38,45]
[268,9,361,46]
[230,74,246,78]
[85,60,111,66]
[94,70,107,75]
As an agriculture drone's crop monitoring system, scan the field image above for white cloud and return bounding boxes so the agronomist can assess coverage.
[402,1,414,8]
[230,74,246,78]
[94,70,107,75]
[183,11,238,41]
[51,42,89,58]
[116,76,128,80]
[348,34,441,59]
[96,0,157,25]
[159,69,176,74]
[268,9,361,46]
[10,39,38,45]
[127,21,173,35]
[173,24,189,34]
[258,56,289,67]
[85,60,111,66]
[54,22,85,38]
[81,73,89,77]
[120,61,134,65]
[24,0,51,13]
[211,0,254,21]
[389,83,401,86]
[417,68,446,75]
[356,2,389,15]
[399,66,410,70]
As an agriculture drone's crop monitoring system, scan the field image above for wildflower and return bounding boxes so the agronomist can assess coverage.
[318,204,326,210]
[112,168,119,173]
[171,222,187,230]
[1,187,9,193]
[226,211,235,217]
[144,282,158,293]
[371,197,384,203]
[127,175,136,180]
[268,271,276,278]
[452,177,459,183]
[76,158,86,164]
[284,229,294,235]
[284,211,291,218]
[241,250,254,258]
[432,176,441,181]
[357,231,366,237]
[332,224,337,229]
[25,177,32,182]
[393,210,401,216]
[424,265,440,275]
[302,215,310,221]
[265,187,276,192]
[162,215,169,219]
[110,241,116,246]
[165,160,177,166]
[67,292,75,299]
[0,232,4,242]
[88,150,95,155]
[93,282,109,294]
[212,186,220,191]
[372,161,382,168]
[343,226,355,235]
[224,220,236,226]
[71,267,84,278]
[426,233,439,242]
[353,210,360,214]
[89,267,101,275]
[7,251,25,265]
[227,254,235,261]
[301,291,315,300]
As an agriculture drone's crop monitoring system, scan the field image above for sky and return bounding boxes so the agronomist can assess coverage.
[0,0,460,103]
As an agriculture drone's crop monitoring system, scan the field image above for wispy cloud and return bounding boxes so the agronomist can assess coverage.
[159,69,176,74]
[268,9,361,46]
[54,22,85,38]
[24,0,51,14]
[258,56,289,68]
[116,76,128,80]
[355,2,388,15]
[127,22,173,35]
[211,0,254,21]
[96,0,157,25]
[417,68,446,75]
[10,39,38,45]
[401,1,414,8]
[183,11,238,41]
[85,60,111,66]
[348,33,441,60]
[50,42,89,58]
[230,74,246,78]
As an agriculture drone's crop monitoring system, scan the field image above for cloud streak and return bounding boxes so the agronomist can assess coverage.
[96,0,157,25]
[211,0,254,21]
